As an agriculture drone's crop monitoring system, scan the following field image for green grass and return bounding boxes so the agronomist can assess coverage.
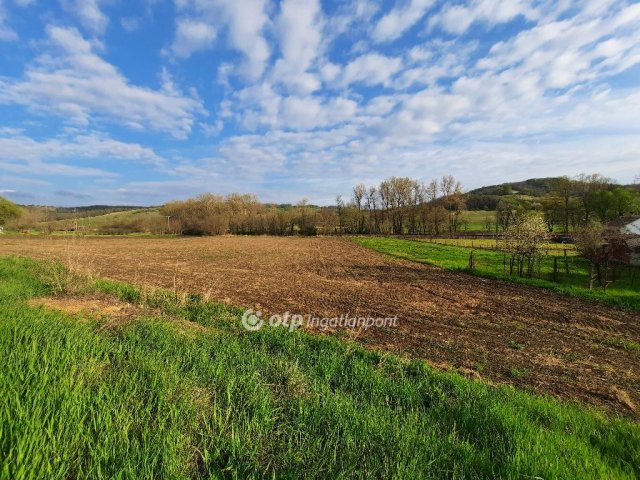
[1,256,639,479]
[352,237,640,313]
[459,210,495,231]
[420,237,578,255]
[38,208,163,234]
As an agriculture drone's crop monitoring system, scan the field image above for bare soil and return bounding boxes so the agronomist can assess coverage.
[3,235,639,417]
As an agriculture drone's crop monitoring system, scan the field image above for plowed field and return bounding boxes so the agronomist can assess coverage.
[2,235,638,417]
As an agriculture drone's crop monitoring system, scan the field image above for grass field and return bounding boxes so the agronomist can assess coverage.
[38,208,163,233]
[1,255,639,479]
[459,210,495,231]
[353,237,640,312]
[419,237,578,255]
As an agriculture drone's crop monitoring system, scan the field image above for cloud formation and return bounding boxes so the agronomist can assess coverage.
[0,0,639,205]
[0,26,205,138]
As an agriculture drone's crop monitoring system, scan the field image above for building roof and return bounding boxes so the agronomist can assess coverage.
[606,215,640,235]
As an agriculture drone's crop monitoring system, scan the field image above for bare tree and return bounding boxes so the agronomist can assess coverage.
[352,184,366,233]
[365,186,380,233]
[335,195,345,234]
[439,176,465,233]
[424,179,439,203]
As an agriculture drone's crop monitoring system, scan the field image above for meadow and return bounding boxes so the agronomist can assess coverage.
[458,210,495,231]
[1,255,639,479]
[417,237,577,255]
[37,208,165,235]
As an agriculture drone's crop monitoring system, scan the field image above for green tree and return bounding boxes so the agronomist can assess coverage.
[496,197,529,232]
[610,187,638,217]
[548,177,577,233]
[591,190,614,222]
[0,196,21,226]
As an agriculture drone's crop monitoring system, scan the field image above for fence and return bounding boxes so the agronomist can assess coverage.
[464,248,640,291]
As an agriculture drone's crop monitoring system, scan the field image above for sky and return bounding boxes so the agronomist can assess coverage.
[0,0,639,206]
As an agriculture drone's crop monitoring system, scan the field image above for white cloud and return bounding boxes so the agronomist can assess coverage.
[340,52,403,87]
[175,0,271,79]
[271,0,324,95]
[222,0,271,79]
[393,40,476,89]
[61,0,109,35]
[429,0,539,35]
[476,2,640,90]
[205,2,640,188]
[279,95,357,130]
[372,0,435,42]
[0,26,205,138]
[0,132,164,166]
[0,131,170,187]
[0,0,17,41]
[231,82,358,131]
[170,18,217,58]
[120,17,141,33]
[3,1,640,204]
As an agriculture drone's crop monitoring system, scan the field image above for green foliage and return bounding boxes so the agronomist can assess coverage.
[496,197,535,231]
[466,175,639,233]
[468,177,556,197]
[1,256,639,479]
[0,196,21,226]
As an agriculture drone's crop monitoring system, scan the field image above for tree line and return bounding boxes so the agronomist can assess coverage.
[3,172,638,238]
[160,176,467,236]
[162,194,320,236]
[336,175,465,235]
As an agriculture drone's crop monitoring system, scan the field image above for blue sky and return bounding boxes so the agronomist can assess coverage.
[0,0,639,206]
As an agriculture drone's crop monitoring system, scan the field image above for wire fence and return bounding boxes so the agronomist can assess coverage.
[465,248,640,291]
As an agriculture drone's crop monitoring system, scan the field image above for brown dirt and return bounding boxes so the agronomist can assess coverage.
[27,294,145,332]
[3,235,639,417]
[28,293,208,335]
[29,295,136,319]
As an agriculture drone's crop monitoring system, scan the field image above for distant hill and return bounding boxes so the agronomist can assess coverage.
[19,205,152,222]
[463,177,561,210]
[38,208,164,234]
[51,205,147,213]
[467,177,559,198]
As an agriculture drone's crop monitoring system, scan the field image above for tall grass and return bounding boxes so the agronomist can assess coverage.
[0,256,638,479]
[353,237,640,312]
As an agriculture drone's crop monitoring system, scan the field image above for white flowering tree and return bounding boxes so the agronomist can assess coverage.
[504,213,548,277]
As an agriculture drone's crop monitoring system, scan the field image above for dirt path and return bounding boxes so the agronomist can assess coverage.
[1,235,638,417]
